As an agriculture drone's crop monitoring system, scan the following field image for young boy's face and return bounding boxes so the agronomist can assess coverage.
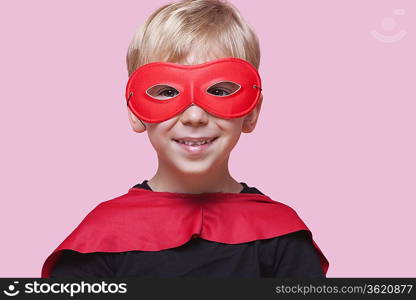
[127,56,263,176]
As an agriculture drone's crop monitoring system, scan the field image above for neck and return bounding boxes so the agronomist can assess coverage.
[147,157,243,194]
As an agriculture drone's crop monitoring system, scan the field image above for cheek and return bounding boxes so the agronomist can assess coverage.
[218,118,244,135]
[146,124,172,150]
[216,119,244,149]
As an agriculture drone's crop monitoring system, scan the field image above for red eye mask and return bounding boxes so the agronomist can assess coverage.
[125,57,262,123]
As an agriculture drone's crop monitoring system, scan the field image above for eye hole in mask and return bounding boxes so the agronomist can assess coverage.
[146,84,180,100]
[206,81,241,97]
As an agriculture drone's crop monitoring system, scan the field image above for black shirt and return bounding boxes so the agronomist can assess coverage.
[50,180,325,278]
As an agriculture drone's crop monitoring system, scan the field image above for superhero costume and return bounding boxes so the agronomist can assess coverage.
[42,181,329,278]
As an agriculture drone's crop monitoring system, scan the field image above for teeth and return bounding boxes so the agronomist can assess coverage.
[176,138,214,146]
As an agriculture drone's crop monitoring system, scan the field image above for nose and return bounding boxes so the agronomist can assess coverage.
[179,104,209,126]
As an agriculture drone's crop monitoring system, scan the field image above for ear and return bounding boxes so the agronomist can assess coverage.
[242,94,263,133]
[127,107,147,133]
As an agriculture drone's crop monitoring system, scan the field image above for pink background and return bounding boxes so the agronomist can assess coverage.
[0,0,414,277]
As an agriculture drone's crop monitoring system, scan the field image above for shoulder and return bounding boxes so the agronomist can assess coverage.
[259,231,325,278]
[259,230,314,251]
[50,250,115,278]
[79,191,141,223]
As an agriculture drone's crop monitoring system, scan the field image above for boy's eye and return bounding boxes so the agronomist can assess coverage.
[206,81,241,97]
[159,88,179,98]
[207,88,230,96]
[146,84,180,100]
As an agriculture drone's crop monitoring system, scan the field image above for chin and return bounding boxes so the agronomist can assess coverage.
[172,160,214,176]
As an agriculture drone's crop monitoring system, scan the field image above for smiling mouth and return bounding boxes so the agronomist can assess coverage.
[172,137,219,154]
[172,137,218,145]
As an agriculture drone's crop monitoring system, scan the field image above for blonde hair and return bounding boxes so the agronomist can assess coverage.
[126,0,261,76]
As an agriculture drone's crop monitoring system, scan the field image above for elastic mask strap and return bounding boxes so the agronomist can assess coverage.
[139,118,146,129]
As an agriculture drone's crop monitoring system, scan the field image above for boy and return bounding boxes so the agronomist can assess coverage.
[42,0,329,278]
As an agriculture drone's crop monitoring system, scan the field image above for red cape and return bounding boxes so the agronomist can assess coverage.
[42,188,329,278]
